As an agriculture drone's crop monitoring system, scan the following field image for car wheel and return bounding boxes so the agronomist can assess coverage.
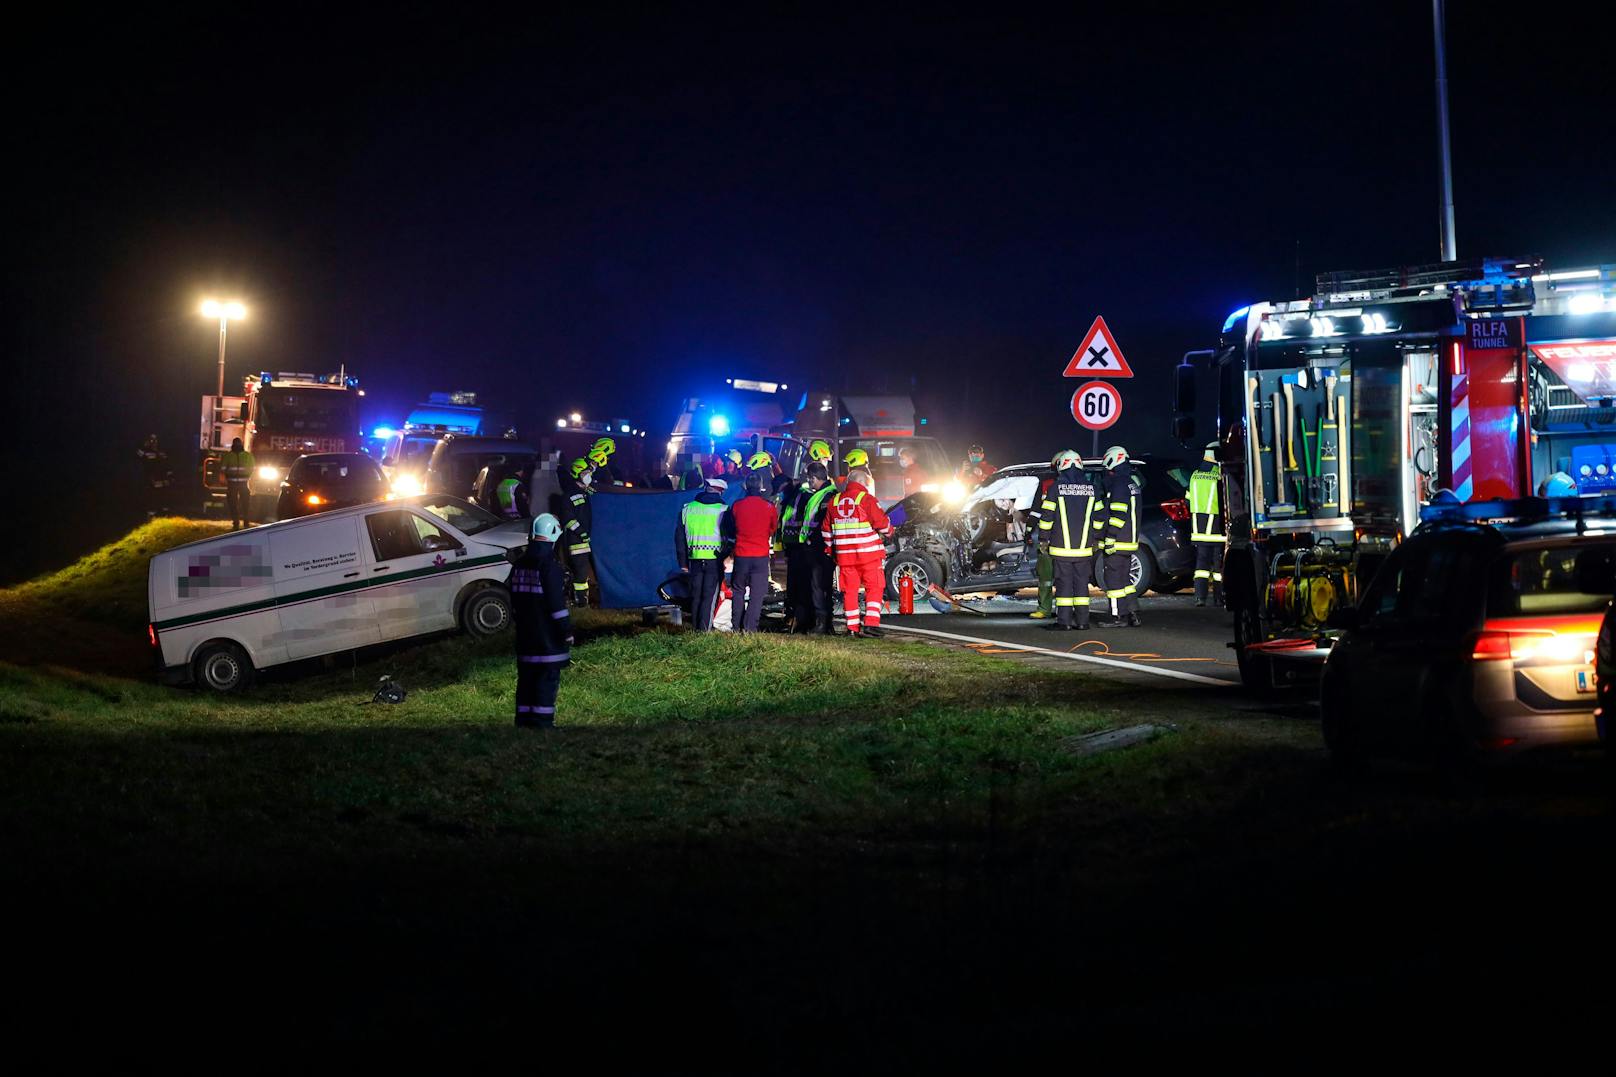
[1232,604,1271,693]
[1321,668,1366,776]
[1090,549,1155,597]
[193,641,254,693]
[461,586,512,637]
[886,550,943,601]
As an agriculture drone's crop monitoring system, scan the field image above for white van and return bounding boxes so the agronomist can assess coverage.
[149,495,530,692]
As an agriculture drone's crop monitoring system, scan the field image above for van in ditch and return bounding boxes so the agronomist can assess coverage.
[149,495,531,692]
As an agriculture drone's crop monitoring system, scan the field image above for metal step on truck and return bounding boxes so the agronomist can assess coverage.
[1172,255,1616,690]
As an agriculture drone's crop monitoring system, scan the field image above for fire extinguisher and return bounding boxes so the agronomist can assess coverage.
[898,573,914,615]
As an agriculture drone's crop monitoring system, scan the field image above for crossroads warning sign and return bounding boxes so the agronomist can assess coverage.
[1062,316,1133,378]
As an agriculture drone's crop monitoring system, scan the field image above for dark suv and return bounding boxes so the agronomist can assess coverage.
[882,459,1194,600]
[275,453,388,520]
[1322,500,1613,768]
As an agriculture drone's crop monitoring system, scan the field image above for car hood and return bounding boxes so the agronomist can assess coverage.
[476,519,533,550]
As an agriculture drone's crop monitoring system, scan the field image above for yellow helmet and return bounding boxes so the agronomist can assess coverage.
[808,440,832,462]
[843,448,868,469]
[747,450,774,470]
[569,458,592,479]
[727,449,743,465]
[588,448,609,468]
[591,437,616,457]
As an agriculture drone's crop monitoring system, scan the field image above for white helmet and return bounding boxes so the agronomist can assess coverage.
[530,513,562,543]
[1052,449,1081,470]
[1103,445,1129,470]
[1204,441,1218,463]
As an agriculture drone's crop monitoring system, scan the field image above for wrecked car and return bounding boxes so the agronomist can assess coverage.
[883,460,1196,600]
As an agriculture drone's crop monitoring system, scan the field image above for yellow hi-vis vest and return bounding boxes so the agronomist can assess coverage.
[682,500,725,560]
[222,450,254,483]
[1037,471,1102,557]
[1188,465,1224,543]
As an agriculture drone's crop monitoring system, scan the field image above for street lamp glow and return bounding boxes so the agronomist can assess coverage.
[200,297,249,402]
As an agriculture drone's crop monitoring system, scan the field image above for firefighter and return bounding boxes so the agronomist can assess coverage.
[676,477,730,631]
[509,513,571,729]
[495,461,532,520]
[724,473,779,633]
[807,440,833,469]
[1025,453,1062,620]
[958,444,996,488]
[1188,441,1225,607]
[222,437,255,530]
[588,446,619,487]
[138,434,172,518]
[1034,450,1100,631]
[782,461,837,633]
[823,464,891,639]
[745,450,776,500]
[1096,445,1142,627]
[557,457,596,607]
[841,447,868,488]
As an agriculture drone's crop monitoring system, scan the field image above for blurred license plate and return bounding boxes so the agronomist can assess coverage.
[1575,669,1594,693]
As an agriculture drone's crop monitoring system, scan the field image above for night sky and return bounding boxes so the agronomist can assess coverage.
[7,2,1613,581]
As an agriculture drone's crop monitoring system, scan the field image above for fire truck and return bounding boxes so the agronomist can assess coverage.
[1173,255,1616,689]
[200,370,363,514]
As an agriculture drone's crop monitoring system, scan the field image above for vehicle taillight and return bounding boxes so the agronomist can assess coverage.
[306,494,324,506]
[1161,498,1190,521]
[1469,629,1553,662]
[148,623,158,648]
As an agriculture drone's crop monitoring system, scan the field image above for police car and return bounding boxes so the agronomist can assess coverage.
[1321,497,1615,768]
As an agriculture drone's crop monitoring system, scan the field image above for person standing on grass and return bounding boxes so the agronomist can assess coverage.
[724,473,779,633]
[676,477,729,631]
[823,464,891,639]
[222,437,255,530]
[781,462,837,633]
[510,513,571,730]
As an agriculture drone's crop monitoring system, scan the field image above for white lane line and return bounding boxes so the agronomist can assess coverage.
[883,623,1236,687]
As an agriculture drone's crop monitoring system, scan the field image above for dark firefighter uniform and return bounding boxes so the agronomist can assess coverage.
[1035,464,1102,630]
[676,482,729,631]
[221,441,255,530]
[1188,458,1225,606]
[781,473,838,633]
[556,470,595,607]
[1100,461,1143,626]
[509,536,571,728]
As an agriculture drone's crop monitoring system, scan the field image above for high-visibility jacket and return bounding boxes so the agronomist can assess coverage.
[1188,464,1224,543]
[679,497,726,563]
[790,483,837,552]
[1100,464,1141,552]
[1036,467,1103,557]
[496,477,526,518]
[821,481,890,564]
[222,450,255,484]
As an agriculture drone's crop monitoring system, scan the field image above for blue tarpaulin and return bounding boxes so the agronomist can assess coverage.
[590,483,750,608]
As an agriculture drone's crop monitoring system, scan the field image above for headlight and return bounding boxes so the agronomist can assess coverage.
[942,480,967,504]
[306,494,324,506]
[390,473,423,497]
[256,465,282,481]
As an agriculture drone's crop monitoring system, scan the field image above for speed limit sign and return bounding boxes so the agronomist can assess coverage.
[1071,381,1122,430]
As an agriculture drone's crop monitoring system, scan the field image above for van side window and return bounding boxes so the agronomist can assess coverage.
[411,514,462,553]
[367,511,423,561]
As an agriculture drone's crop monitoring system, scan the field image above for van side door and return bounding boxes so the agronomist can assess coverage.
[269,518,381,660]
[363,508,468,640]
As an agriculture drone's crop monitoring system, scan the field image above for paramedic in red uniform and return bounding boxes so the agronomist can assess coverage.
[822,464,891,639]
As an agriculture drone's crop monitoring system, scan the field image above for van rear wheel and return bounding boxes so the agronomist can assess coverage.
[462,587,512,637]
[194,642,253,693]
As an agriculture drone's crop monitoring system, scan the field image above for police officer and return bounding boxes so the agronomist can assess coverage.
[495,461,532,520]
[676,477,730,631]
[557,457,596,607]
[782,461,837,633]
[222,437,255,530]
[1096,445,1143,627]
[510,513,571,729]
[1188,441,1225,607]
[1035,450,1101,631]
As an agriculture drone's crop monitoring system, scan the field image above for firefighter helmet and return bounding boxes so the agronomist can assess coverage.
[727,449,744,465]
[808,440,832,462]
[1204,441,1218,463]
[1103,445,1129,470]
[844,448,869,469]
[591,437,616,457]
[1053,449,1081,470]
[588,448,609,468]
[569,458,592,479]
[530,513,562,542]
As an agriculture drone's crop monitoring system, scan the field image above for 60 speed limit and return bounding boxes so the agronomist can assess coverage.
[1070,381,1122,431]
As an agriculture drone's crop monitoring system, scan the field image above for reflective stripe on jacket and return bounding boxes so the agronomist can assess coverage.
[1036,468,1102,557]
[222,451,254,482]
[1101,465,1140,551]
[1188,465,1224,543]
[821,482,889,563]
[681,500,725,560]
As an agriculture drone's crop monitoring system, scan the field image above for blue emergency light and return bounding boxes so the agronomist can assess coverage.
[372,426,395,439]
[708,414,730,437]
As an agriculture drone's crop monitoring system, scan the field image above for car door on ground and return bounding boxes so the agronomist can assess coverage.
[269,518,381,660]
[364,508,467,640]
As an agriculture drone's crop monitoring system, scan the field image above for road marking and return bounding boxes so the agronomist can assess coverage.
[886,624,1236,687]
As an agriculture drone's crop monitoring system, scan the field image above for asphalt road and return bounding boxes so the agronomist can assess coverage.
[882,592,1243,686]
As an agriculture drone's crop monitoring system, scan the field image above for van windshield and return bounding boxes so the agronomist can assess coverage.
[416,496,502,536]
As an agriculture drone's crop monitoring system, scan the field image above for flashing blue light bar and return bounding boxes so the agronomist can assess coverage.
[372,426,395,439]
[708,414,730,437]
[1222,305,1252,333]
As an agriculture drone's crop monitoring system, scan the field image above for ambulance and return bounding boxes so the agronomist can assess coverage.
[149,495,531,692]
